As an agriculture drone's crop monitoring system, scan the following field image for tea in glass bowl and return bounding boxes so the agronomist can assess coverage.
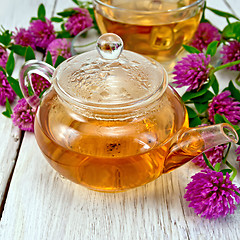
[93,0,205,72]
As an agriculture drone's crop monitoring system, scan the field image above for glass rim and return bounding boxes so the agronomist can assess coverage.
[93,0,205,14]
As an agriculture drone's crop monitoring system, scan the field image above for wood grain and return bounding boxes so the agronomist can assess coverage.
[0,0,240,240]
[0,45,27,213]
[0,133,192,240]
[205,0,239,30]
[0,108,21,212]
[0,0,56,214]
[1,133,240,240]
[223,0,240,18]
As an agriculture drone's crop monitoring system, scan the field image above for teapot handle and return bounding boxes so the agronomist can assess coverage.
[19,60,55,109]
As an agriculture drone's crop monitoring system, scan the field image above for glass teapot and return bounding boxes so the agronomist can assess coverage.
[20,33,238,192]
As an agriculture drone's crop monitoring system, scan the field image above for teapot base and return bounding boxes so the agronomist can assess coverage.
[35,118,172,192]
[34,86,188,192]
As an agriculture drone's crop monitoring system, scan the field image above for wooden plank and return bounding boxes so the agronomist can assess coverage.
[0,0,56,29]
[0,56,42,215]
[1,0,240,239]
[223,0,240,19]
[0,5,28,206]
[0,0,57,217]
[205,0,234,30]
[0,107,21,210]
[54,0,74,13]
[1,133,240,240]
[0,133,191,240]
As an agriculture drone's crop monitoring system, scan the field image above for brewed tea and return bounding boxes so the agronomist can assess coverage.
[94,0,203,69]
[35,87,191,191]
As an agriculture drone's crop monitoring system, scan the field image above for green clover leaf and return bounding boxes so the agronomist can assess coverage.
[2,98,13,118]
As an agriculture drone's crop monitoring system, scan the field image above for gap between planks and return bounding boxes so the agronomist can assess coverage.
[0,131,24,220]
[0,0,59,221]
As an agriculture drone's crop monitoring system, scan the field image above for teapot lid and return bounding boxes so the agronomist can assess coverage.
[53,33,168,110]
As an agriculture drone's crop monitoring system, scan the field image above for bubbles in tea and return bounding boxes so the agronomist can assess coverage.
[34,87,191,192]
[94,0,203,67]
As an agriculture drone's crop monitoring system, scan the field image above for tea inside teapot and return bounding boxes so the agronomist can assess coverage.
[20,33,238,192]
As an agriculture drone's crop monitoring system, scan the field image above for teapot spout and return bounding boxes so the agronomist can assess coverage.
[163,123,239,173]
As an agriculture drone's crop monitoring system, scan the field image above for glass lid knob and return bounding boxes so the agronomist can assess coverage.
[96,33,123,60]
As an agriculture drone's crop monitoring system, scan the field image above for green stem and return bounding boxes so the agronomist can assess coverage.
[203,153,215,171]
[226,160,237,181]
[0,25,6,32]
[226,18,231,25]
[235,72,240,87]
[74,40,97,48]
[212,59,240,73]
[222,142,231,164]
[200,1,206,22]
[184,100,194,104]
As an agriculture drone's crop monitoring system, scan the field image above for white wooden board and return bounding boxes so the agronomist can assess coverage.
[0,0,240,239]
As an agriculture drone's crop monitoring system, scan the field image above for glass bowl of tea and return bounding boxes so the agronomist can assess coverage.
[93,0,205,72]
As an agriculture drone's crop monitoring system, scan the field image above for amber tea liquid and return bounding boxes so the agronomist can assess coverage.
[35,88,191,191]
[94,0,202,67]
